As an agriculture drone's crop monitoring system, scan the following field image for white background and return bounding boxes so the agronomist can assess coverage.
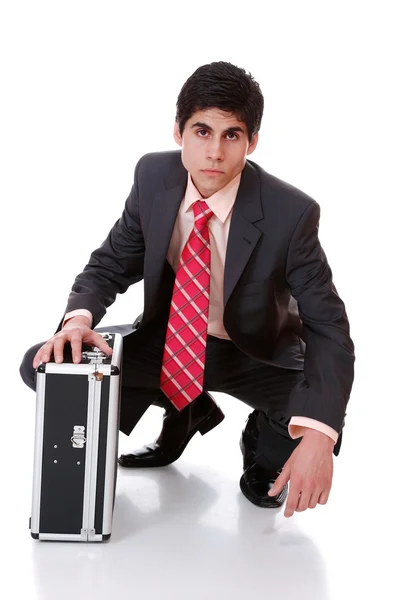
[0,1,399,599]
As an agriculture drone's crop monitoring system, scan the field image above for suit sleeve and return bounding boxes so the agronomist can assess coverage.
[61,156,145,329]
[285,201,355,433]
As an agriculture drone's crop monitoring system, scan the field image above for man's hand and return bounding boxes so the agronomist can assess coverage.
[32,316,113,368]
[269,428,335,518]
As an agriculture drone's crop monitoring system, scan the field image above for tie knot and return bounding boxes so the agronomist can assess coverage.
[193,200,213,226]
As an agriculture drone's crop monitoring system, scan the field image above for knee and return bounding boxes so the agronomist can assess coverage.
[19,342,42,392]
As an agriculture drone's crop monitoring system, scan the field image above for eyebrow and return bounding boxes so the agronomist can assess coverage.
[190,121,245,135]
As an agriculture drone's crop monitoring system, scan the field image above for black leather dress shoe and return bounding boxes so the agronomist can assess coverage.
[239,410,288,508]
[118,393,224,468]
[240,463,288,508]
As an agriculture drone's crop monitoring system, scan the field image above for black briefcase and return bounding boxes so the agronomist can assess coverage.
[30,332,122,542]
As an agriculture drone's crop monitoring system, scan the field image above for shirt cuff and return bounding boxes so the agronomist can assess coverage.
[63,309,93,329]
[288,417,338,444]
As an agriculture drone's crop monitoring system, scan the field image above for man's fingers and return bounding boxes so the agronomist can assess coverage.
[32,349,42,369]
[91,333,113,355]
[318,489,330,505]
[297,489,313,512]
[309,491,321,509]
[284,482,301,518]
[31,327,112,369]
[285,483,331,517]
[53,336,67,364]
[268,464,290,497]
[70,331,83,364]
[33,341,54,368]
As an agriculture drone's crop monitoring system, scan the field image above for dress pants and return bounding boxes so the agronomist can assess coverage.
[20,323,308,472]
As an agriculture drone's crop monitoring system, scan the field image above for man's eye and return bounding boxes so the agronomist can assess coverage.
[197,130,238,139]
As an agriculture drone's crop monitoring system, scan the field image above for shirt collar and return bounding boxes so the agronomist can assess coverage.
[184,171,242,223]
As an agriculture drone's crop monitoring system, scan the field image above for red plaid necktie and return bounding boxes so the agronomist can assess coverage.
[160,199,214,410]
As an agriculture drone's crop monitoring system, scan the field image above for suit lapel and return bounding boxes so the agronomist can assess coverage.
[144,158,187,283]
[224,161,263,306]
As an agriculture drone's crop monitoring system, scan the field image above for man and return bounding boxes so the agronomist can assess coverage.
[20,61,355,518]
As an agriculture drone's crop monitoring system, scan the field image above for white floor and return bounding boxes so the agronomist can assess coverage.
[3,365,398,600]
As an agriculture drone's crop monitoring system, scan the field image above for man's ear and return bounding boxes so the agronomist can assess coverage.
[247,133,259,156]
[173,122,183,147]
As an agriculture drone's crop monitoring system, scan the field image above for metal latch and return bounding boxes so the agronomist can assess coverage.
[71,426,86,448]
[82,350,107,380]
[81,350,107,364]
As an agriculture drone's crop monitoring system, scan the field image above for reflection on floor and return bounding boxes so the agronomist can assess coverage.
[4,389,395,600]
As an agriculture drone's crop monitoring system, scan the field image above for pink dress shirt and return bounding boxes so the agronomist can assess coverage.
[65,170,338,443]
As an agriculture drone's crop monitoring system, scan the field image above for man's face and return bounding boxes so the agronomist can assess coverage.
[173,108,258,198]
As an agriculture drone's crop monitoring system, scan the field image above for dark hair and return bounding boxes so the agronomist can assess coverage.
[176,61,264,142]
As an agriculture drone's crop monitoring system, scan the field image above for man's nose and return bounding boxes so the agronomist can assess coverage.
[207,138,224,161]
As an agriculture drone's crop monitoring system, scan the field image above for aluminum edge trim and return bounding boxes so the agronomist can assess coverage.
[31,372,47,534]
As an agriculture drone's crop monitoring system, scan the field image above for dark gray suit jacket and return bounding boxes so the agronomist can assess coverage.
[64,150,355,434]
